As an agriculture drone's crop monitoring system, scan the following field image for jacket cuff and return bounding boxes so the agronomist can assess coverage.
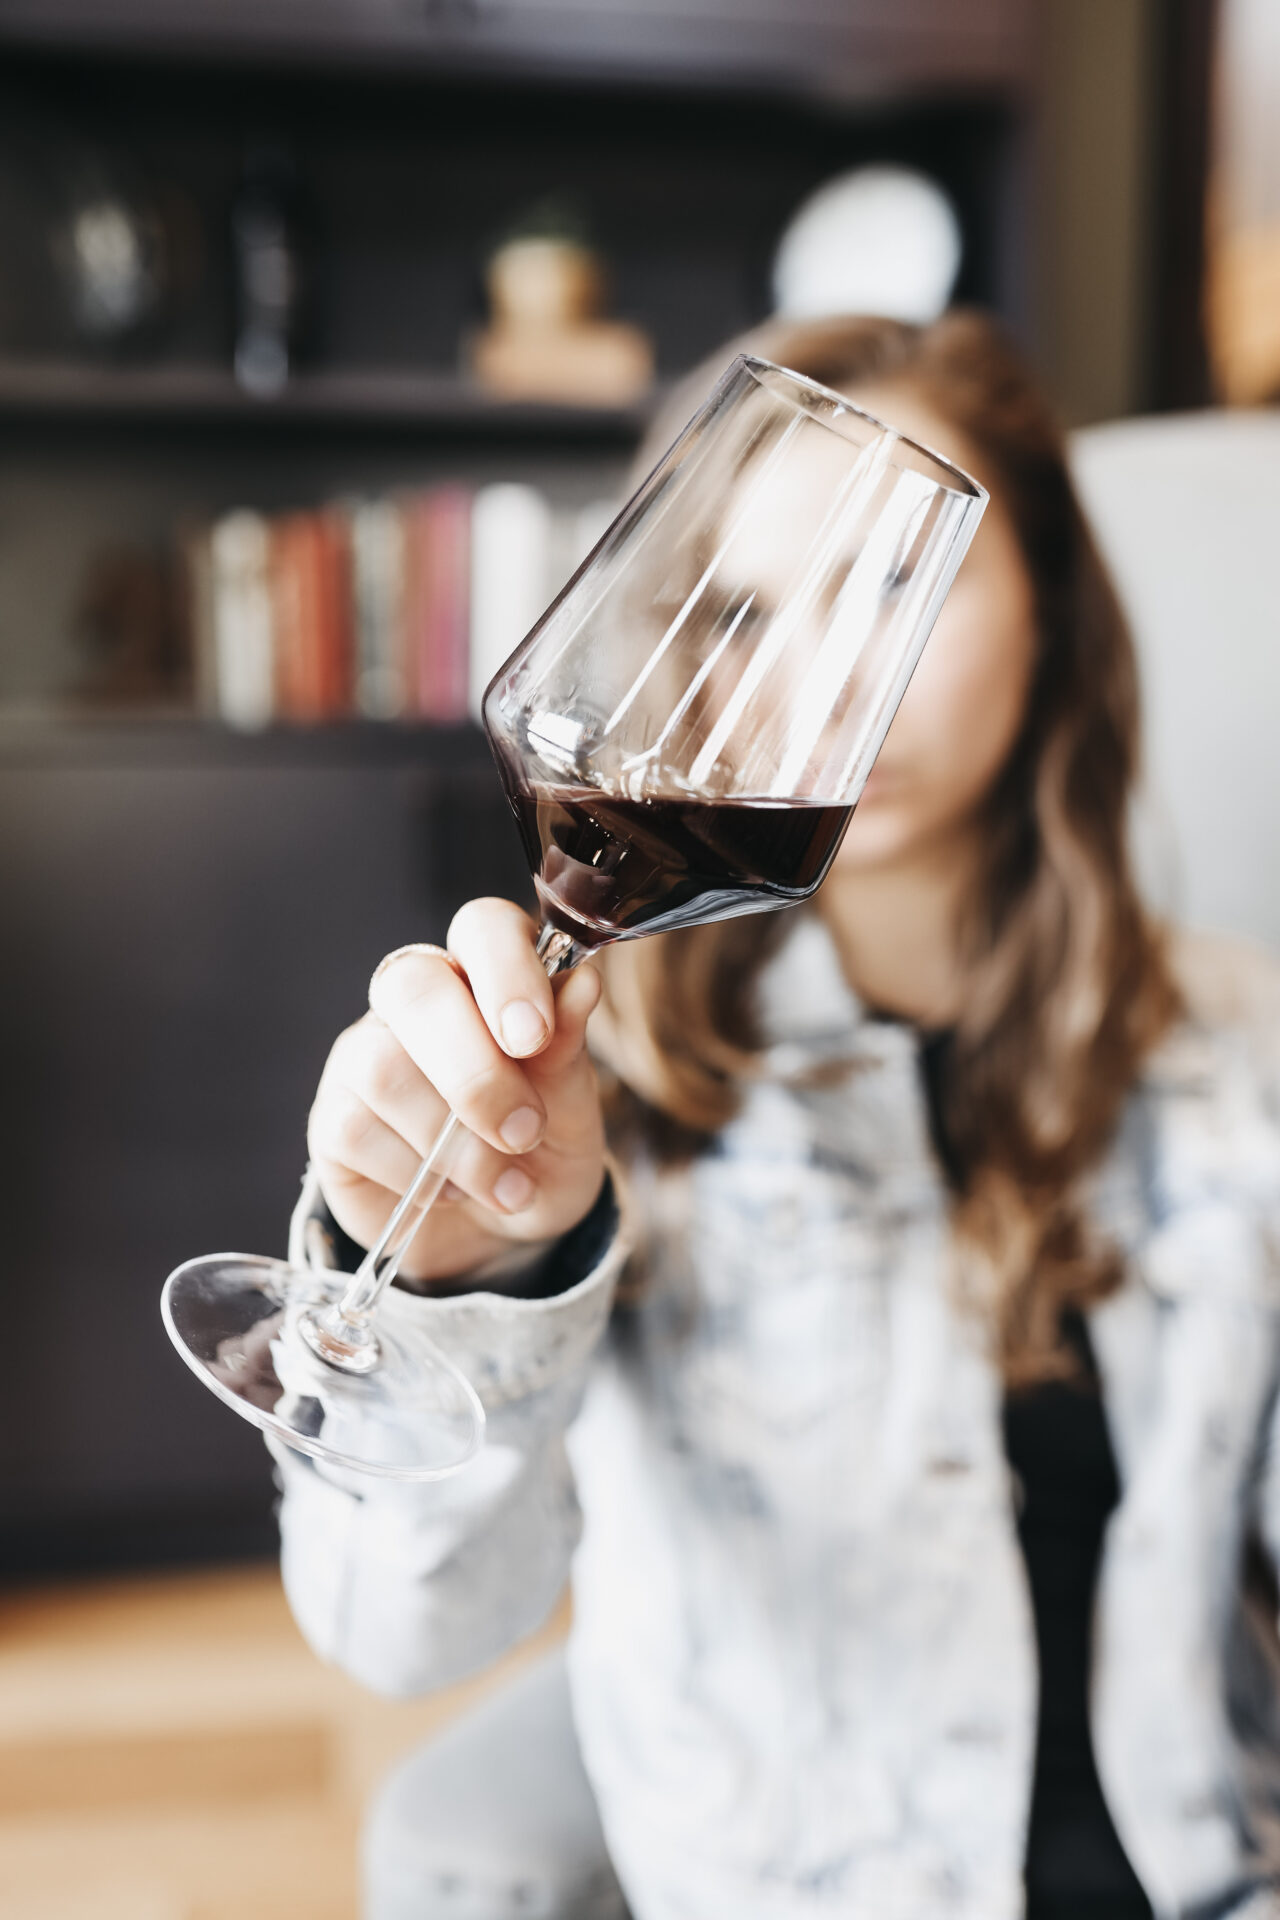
[288,1162,622,1304]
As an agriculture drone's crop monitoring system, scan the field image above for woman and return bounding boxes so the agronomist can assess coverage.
[279,313,1280,1918]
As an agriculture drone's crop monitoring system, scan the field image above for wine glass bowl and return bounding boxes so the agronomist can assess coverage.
[484,354,985,958]
[161,352,986,1482]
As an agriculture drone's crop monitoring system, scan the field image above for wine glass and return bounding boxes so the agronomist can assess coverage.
[162,353,986,1480]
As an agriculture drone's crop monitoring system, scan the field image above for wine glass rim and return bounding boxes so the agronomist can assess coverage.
[736,353,987,503]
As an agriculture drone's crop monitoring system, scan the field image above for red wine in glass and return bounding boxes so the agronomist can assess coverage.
[494,753,855,951]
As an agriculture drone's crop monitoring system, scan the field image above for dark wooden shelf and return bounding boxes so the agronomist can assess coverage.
[0,360,661,440]
[0,707,501,769]
[0,0,1035,103]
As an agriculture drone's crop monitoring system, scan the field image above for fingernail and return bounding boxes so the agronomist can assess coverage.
[493,1166,536,1213]
[500,999,547,1056]
[499,1106,543,1152]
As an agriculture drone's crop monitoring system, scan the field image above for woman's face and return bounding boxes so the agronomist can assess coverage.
[830,384,1039,872]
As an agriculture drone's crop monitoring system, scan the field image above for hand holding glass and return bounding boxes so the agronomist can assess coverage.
[162,355,986,1480]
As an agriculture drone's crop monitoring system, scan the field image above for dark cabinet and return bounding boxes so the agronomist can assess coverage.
[0,721,530,1573]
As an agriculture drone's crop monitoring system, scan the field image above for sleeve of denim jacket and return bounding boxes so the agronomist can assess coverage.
[269,1163,628,1698]
[1185,941,1280,1578]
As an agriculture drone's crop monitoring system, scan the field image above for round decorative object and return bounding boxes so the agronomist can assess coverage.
[772,165,962,325]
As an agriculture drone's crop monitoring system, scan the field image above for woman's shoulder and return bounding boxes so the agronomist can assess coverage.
[1122,926,1280,1303]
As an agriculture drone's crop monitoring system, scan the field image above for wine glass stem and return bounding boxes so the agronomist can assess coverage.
[326,921,581,1336]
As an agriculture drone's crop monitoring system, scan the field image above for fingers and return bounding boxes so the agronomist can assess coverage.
[311,1162,512,1282]
[444,900,603,1085]
[309,1017,542,1219]
[308,1079,432,1200]
[311,1090,538,1221]
[311,909,607,1279]
[446,899,556,1058]
[369,944,547,1157]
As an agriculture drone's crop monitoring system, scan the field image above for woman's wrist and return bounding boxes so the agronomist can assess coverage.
[297,1165,618,1304]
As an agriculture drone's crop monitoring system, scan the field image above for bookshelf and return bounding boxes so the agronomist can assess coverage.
[0,12,1040,1574]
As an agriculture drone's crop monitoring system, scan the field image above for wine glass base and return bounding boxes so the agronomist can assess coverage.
[161,1253,485,1480]
[296,1305,382,1375]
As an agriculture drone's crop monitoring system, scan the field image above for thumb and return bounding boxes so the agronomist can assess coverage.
[528,963,602,1080]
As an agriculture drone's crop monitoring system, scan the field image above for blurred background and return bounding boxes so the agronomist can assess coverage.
[0,2,1275,1915]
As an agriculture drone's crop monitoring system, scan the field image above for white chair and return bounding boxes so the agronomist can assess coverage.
[1069,408,1280,951]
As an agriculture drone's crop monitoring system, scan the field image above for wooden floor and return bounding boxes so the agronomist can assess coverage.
[0,1561,565,1920]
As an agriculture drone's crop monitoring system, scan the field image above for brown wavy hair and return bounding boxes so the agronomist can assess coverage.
[594,310,1181,1385]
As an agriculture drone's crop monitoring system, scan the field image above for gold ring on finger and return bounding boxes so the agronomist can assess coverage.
[367,942,459,1008]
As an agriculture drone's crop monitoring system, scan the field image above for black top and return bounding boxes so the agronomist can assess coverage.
[1003,1314,1153,1918]
[917,1030,1152,1919]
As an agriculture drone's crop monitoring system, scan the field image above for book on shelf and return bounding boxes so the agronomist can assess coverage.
[185,481,618,731]
[404,485,471,725]
[182,521,219,720]
[271,510,352,721]
[469,482,554,723]
[208,511,274,731]
[350,499,406,719]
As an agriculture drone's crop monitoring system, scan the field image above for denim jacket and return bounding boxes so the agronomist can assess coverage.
[274,916,1280,1920]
